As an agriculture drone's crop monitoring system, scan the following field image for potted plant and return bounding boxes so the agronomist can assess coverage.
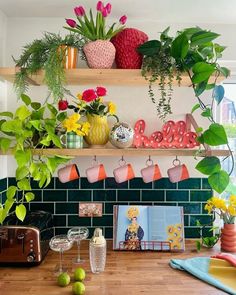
[0,94,71,223]
[14,32,84,101]
[63,86,118,146]
[64,1,127,68]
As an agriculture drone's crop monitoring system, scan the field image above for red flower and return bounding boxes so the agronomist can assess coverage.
[74,6,85,17]
[105,3,112,14]
[82,89,97,102]
[96,86,107,97]
[58,100,68,111]
[119,15,127,25]
[96,1,104,12]
[66,19,77,28]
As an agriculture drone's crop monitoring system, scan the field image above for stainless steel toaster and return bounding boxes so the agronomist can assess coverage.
[0,211,54,265]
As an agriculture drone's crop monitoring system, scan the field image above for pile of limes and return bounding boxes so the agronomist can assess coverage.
[57,267,86,294]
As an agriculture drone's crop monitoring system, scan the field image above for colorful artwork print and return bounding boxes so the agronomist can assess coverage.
[79,203,103,217]
[166,224,183,250]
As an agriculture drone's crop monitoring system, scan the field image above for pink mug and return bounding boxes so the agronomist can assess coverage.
[113,159,135,183]
[167,159,189,183]
[141,159,162,183]
[86,164,107,183]
[58,164,80,183]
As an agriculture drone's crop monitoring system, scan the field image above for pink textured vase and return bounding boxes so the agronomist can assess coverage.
[83,40,116,69]
[221,224,236,252]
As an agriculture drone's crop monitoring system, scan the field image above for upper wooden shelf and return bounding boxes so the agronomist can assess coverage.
[0,67,226,86]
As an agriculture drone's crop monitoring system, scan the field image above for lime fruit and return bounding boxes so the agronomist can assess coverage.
[74,267,86,281]
[57,272,70,287]
[72,282,85,295]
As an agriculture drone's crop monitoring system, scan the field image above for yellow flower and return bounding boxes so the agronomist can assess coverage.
[63,119,80,133]
[204,203,213,214]
[70,113,81,122]
[77,93,82,100]
[81,122,90,136]
[210,196,227,211]
[76,130,85,136]
[230,195,236,206]
[108,101,116,115]
[228,205,236,216]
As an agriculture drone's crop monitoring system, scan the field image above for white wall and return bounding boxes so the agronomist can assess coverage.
[3,17,236,177]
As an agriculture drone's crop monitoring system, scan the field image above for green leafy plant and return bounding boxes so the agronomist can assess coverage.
[138,27,233,195]
[195,220,220,251]
[14,32,84,101]
[0,94,71,223]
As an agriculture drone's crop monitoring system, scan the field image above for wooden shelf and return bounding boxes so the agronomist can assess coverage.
[0,148,231,157]
[0,67,226,86]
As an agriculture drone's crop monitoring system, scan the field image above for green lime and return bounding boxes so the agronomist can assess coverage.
[74,267,86,281]
[72,282,85,295]
[57,272,70,287]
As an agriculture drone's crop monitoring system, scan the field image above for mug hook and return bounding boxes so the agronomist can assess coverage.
[173,155,181,167]
[92,155,98,166]
[118,155,126,166]
[146,155,153,166]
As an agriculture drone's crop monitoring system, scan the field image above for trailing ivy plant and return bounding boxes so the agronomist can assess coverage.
[138,27,233,195]
[14,32,84,101]
[0,94,71,223]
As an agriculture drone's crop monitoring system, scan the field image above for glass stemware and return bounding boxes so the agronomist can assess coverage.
[49,234,73,274]
[67,227,89,264]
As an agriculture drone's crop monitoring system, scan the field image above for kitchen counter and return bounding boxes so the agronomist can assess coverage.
[0,241,226,295]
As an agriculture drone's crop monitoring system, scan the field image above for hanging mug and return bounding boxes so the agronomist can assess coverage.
[141,158,162,183]
[60,132,83,149]
[113,157,135,183]
[86,157,107,183]
[58,164,80,183]
[167,158,189,183]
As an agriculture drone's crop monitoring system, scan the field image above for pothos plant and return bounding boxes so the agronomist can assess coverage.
[138,27,233,195]
[0,94,71,224]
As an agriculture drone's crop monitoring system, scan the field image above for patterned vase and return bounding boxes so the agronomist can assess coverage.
[221,223,236,252]
[85,114,110,147]
[59,46,78,69]
[83,40,116,69]
[111,28,148,69]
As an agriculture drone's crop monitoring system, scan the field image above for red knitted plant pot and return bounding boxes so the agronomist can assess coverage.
[111,28,148,69]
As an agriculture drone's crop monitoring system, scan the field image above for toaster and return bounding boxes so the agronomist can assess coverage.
[0,211,54,265]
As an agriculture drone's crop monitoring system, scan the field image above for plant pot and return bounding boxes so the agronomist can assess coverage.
[111,28,148,69]
[60,46,78,69]
[60,132,83,149]
[85,114,110,147]
[83,40,116,69]
[221,223,236,252]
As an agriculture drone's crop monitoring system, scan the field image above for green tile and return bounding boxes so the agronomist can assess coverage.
[178,203,201,214]
[68,215,91,226]
[8,177,17,186]
[129,178,152,189]
[184,215,189,226]
[93,215,113,226]
[81,178,104,189]
[93,190,116,201]
[56,203,78,214]
[184,227,200,238]
[105,202,128,214]
[190,190,212,202]
[55,178,80,189]
[30,202,54,214]
[142,190,164,201]
[166,191,189,201]
[154,178,176,189]
[178,178,201,189]
[55,227,70,235]
[202,227,213,237]
[105,227,113,239]
[1,192,6,203]
[118,190,140,201]
[153,202,177,206]
[190,215,212,226]
[68,190,91,201]
[53,215,66,226]
[0,178,7,192]
[202,178,211,189]
[105,177,128,189]
[43,190,67,202]
[129,202,153,206]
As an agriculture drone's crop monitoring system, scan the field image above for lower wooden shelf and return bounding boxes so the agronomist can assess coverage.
[0,148,231,157]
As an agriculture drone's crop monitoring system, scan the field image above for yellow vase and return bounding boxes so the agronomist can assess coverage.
[85,114,110,146]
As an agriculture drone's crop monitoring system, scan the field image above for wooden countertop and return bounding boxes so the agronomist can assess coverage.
[0,241,226,295]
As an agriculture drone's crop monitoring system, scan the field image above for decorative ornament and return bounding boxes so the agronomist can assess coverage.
[109,122,134,148]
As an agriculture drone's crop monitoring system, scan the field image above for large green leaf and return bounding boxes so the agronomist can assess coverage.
[16,166,29,180]
[195,156,221,175]
[31,102,41,110]
[17,178,31,191]
[191,31,220,46]
[15,204,27,222]
[0,137,11,153]
[171,32,189,59]
[6,186,17,199]
[25,192,35,202]
[47,103,58,118]
[0,112,13,118]
[21,94,31,106]
[1,120,22,133]
[203,123,228,146]
[14,149,31,168]
[15,105,31,121]
[208,170,229,194]
[218,67,230,78]
[192,62,215,84]
[29,120,43,131]
[137,40,161,56]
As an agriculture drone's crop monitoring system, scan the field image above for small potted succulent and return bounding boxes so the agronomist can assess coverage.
[64,1,127,68]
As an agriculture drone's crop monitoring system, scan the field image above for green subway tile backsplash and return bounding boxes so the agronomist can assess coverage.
[1,177,213,239]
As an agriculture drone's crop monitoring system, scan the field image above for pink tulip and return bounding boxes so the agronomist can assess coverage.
[74,6,85,17]
[119,15,127,25]
[101,7,108,17]
[66,19,77,28]
[105,3,112,14]
[97,1,104,12]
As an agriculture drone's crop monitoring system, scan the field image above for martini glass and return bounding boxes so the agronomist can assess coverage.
[67,227,89,264]
[49,235,73,274]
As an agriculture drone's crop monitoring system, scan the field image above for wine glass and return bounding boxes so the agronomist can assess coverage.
[67,227,89,264]
[49,235,73,274]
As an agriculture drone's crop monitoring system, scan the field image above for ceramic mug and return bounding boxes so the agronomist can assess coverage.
[113,159,135,183]
[141,159,162,183]
[60,132,83,149]
[86,163,107,183]
[58,164,80,183]
[167,159,189,183]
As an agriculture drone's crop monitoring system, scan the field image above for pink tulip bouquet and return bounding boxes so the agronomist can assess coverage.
[65,1,127,41]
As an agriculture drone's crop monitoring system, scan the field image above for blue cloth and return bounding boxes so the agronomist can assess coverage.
[170,257,236,295]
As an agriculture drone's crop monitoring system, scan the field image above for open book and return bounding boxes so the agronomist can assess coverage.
[113,205,185,251]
